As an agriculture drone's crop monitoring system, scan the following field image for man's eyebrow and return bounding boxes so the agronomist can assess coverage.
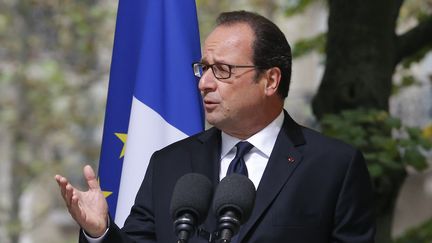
[200,58,225,65]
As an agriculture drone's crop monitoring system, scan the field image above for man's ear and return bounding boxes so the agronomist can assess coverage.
[264,67,281,96]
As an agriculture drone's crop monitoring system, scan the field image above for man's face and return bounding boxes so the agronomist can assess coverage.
[199,23,268,135]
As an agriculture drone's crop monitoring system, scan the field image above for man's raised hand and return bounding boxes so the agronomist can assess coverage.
[55,165,109,237]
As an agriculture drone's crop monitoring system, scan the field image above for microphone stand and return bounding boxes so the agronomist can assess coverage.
[215,239,230,243]
[174,213,195,243]
[215,211,240,243]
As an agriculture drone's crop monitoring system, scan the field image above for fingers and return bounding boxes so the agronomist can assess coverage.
[83,165,100,190]
[55,175,74,207]
[55,168,109,236]
[70,191,83,218]
[54,175,65,193]
[65,183,76,207]
[55,175,68,200]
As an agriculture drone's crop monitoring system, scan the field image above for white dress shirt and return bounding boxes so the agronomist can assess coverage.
[219,111,284,189]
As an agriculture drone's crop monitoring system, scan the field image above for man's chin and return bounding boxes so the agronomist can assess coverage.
[205,114,222,128]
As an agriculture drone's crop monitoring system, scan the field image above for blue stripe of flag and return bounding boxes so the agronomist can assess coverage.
[134,1,203,134]
[98,0,203,218]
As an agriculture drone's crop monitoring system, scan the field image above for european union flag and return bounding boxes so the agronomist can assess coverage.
[98,0,203,227]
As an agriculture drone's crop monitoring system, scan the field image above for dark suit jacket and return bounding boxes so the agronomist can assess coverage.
[80,112,375,243]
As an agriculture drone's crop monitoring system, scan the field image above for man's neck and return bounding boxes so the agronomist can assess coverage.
[223,109,284,140]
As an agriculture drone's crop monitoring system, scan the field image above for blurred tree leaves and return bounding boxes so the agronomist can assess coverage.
[292,32,326,58]
[284,0,321,16]
[321,109,432,242]
[395,218,432,243]
[321,109,431,201]
[0,0,116,242]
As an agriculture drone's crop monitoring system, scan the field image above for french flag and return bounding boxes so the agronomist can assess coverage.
[97,0,204,227]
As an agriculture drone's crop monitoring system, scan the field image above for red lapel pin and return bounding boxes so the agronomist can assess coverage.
[287,156,295,163]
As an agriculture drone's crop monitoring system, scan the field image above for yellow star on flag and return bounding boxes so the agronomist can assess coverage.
[115,133,128,158]
[423,124,432,140]
[98,178,113,198]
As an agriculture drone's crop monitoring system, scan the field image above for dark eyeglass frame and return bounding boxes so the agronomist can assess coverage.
[192,62,261,80]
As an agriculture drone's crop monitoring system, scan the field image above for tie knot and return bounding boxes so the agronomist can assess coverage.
[235,141,254,158]
[226,141,254,177]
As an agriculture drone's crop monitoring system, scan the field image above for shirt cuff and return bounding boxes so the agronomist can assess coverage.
[82,219,110,243]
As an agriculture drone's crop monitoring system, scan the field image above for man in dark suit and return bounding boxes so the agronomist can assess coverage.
[56,10,375,243]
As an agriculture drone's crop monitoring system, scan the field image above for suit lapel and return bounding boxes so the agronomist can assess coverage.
[192,127,221,185]
[238,112,305,242]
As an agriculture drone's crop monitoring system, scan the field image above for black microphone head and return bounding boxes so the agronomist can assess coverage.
[170,173,213,225]
[213,174,256,224]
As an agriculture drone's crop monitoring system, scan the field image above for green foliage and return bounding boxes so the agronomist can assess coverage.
[0,0,115,242]
[392,74,422,95]
[292,33,326,58]
[284,0,321,16]
[395,218,432,243]
[321,109,432,214]
[5,219,22,240]
[321,108,431,177]
[401,44,432,68]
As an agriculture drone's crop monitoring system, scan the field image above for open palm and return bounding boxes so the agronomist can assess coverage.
[55,165,109,237]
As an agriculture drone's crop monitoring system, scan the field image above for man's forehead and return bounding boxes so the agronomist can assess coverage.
[202,23,254,62]
[205,23,253,44]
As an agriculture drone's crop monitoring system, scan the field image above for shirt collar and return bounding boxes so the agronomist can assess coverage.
[220,111,284,159]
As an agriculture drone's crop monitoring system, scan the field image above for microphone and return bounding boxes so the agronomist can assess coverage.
[170,173,213,243]
[213,174,256,243]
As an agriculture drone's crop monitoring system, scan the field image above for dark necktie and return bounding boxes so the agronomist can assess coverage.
[226,141,254,177]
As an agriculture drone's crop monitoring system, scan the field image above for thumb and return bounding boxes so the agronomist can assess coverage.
[83,165,100,190]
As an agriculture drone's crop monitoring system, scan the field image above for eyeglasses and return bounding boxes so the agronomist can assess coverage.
[192,62,260,80]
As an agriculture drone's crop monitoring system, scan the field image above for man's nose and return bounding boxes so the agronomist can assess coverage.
[198,69,217,92]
